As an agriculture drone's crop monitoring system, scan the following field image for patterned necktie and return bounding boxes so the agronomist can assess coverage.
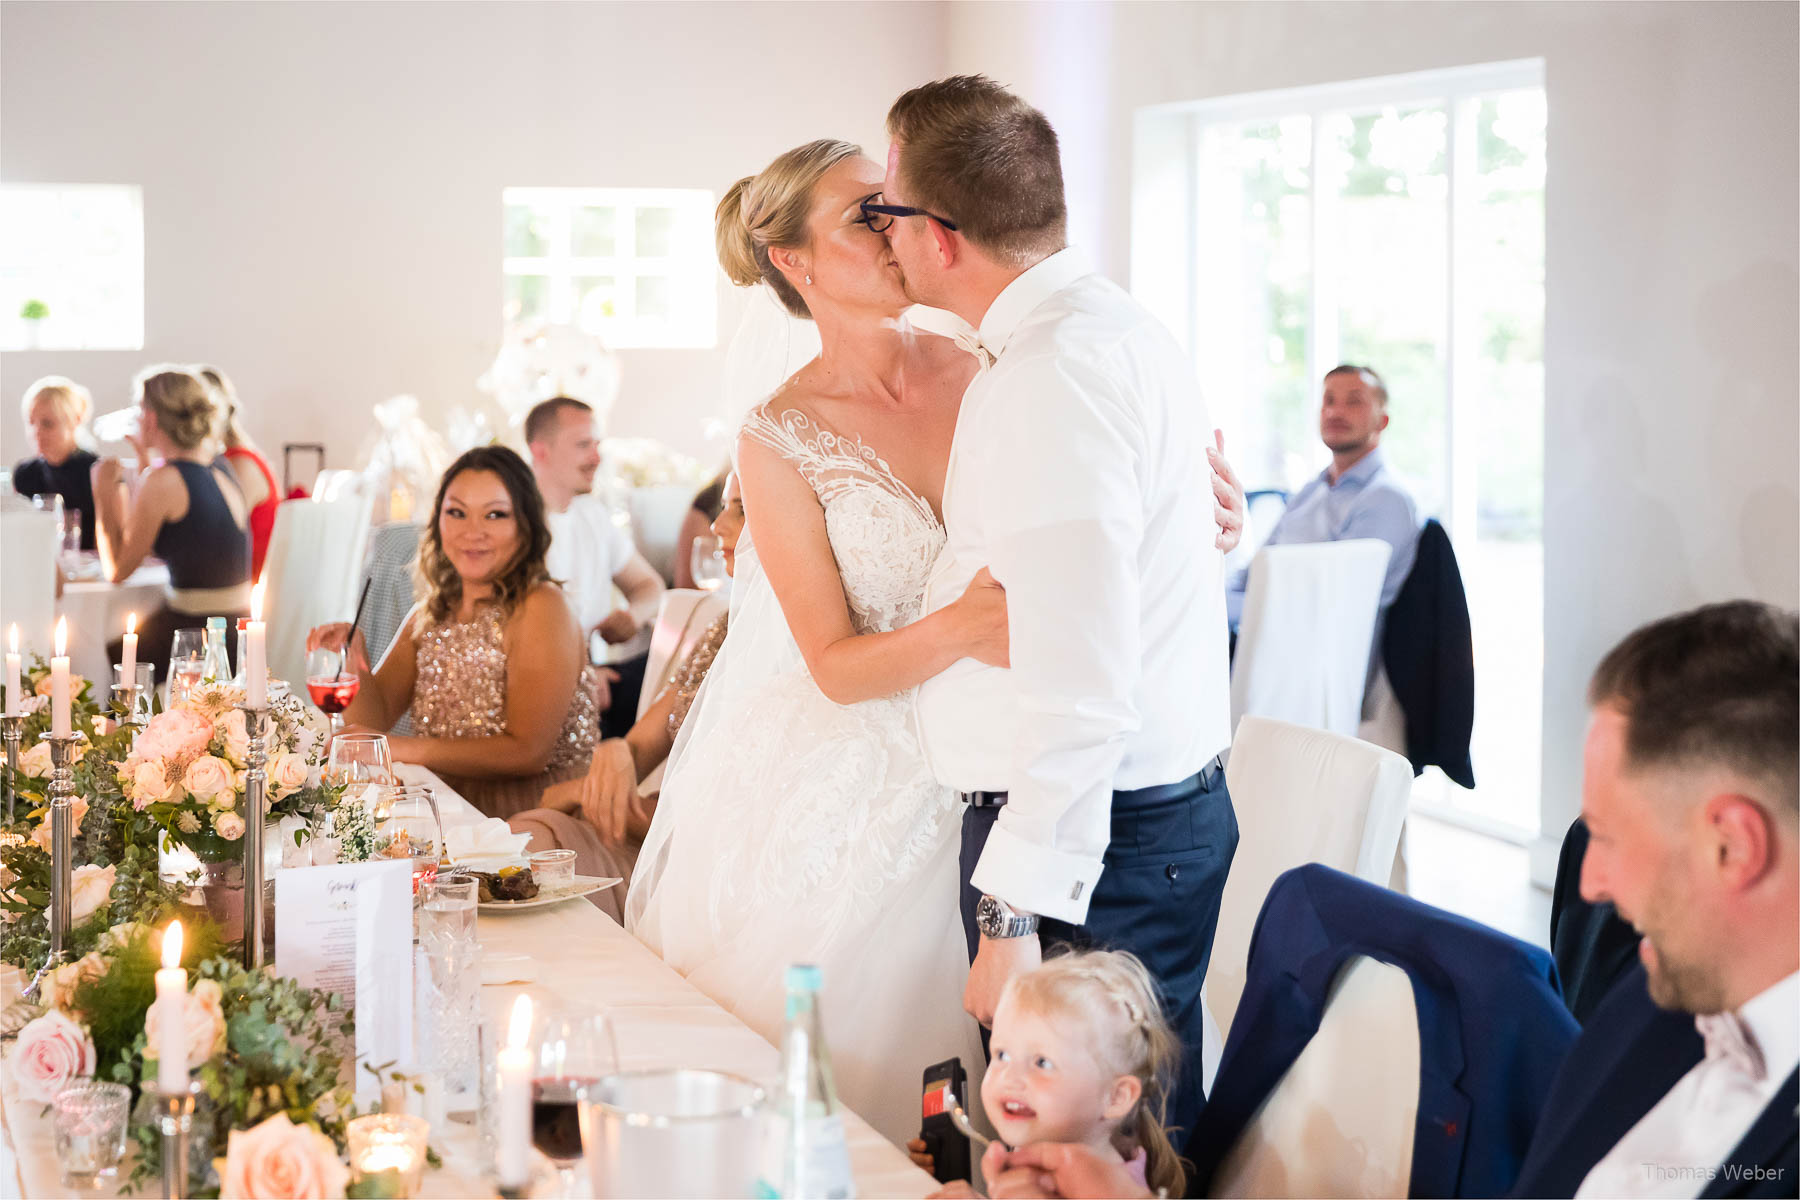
[1695,1010,1767,1082]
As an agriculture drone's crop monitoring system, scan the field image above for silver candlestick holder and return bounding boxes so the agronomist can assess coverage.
[239,704,270,969]
[156,1082,202,1200]
[0,713,22,824]
[45,731,82,963]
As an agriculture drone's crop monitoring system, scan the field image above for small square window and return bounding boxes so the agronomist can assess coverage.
[0,184,144,351]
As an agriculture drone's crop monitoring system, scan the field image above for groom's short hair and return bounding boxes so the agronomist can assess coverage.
[887,75,1067,266]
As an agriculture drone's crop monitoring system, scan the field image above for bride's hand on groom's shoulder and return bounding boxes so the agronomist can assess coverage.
[956,567,1010,668]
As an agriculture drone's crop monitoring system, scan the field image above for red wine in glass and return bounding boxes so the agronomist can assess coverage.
[532,1077,597,1163]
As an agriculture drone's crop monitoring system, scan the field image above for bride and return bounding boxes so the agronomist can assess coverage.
[625,140,999,1145]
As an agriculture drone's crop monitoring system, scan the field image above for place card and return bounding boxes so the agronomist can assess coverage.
[275,860,413,1109]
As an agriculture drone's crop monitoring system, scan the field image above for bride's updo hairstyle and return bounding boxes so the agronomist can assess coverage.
[716,139,861,320]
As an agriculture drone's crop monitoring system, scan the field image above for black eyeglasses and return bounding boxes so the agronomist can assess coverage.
[858,196,959,233]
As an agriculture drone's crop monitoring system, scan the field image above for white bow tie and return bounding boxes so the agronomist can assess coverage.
[1696,1010,1767,1081]
[951,326,995,370]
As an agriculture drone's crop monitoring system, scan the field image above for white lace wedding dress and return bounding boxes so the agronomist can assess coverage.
[625,403,984,1148]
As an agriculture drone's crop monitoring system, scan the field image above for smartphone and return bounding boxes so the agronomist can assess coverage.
[919,1057,972,1184]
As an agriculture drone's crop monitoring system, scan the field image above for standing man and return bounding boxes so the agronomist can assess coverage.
[524,396,665,737]
[882,75,1235,1142]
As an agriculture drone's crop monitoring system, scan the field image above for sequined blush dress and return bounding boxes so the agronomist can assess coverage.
[409,605,601,818]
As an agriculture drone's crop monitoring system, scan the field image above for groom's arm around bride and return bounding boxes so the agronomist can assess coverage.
[888,77,1238,1148]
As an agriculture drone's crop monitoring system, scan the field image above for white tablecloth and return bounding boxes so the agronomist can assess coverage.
[58,563,171,686]
[0,764,935,1199]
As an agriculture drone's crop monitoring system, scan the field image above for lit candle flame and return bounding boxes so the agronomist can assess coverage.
[53,617,66,658]
[250,580,265,623]
[162,919,184,970]
[506,994,533,1050]
[126,612,137,636]
[7,624,16,653]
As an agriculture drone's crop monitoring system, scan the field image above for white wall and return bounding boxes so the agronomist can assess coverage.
[1,0,948,474]
[947,0,1800,877]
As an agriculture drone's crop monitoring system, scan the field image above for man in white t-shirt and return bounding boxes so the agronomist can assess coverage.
[525,397,665,738]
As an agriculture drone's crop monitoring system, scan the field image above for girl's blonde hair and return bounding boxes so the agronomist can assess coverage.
[21,375,93,430]
[1003,950,1186,1197]
[716,138,862,320]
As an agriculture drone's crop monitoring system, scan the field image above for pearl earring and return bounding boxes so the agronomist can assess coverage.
[804,274,813,285]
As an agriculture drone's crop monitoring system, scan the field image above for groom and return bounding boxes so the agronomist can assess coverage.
[882,76,1237,1143]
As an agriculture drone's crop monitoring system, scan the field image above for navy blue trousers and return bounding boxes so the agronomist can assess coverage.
[959,770,1237,1153]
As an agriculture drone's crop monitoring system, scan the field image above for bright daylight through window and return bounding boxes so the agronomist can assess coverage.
[0,184,144,352]
[502,187,717,350]
[1141,60,1546,835]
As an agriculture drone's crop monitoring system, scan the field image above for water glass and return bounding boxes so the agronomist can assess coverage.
[690,533,728,592]
[416,875,480,1112]
[384,786,445,893]
[326,732,395,790]
[53,1080,130,1188]
[113,662,154,726]
[168,628,207,705]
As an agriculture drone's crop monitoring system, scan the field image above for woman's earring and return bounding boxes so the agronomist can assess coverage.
[804,274,812,286]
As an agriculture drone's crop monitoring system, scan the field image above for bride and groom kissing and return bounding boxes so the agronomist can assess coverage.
[625,75,1240,1152]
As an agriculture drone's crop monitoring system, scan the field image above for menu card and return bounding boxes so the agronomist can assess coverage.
[275,860,413,1108]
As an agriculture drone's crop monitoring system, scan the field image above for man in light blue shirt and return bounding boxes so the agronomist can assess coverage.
[1228,364,1420,629]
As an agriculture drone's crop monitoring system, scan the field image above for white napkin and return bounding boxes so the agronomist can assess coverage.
[444,817,530,862]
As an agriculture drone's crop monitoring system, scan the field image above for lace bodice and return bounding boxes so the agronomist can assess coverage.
[740,404,944,634]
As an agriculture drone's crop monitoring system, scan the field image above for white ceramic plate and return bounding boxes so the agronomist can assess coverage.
[477,874,622,913]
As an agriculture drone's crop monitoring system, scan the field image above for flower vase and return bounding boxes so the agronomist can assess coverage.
[161,826,279,955]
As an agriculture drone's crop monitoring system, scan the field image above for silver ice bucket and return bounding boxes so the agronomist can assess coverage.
[580,1068,769,1199]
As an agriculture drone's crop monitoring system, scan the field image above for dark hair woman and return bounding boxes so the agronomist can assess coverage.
[306,445,599,817]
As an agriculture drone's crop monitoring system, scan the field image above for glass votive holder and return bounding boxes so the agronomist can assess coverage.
[112,662,154,726]
[53,1079,130,1188]
[529,848,576,890]
[346,1112,430,1198]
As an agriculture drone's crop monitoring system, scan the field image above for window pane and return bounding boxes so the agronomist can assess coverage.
[635,207,674,257]
[573,207,616,257]
[1193,116,1312,494]
[635,275,671,320]
[504,274,548,324]
[0,184,144,351]
[1324,105,1449,519]
[575,276,618,333]
[504,203,552,258]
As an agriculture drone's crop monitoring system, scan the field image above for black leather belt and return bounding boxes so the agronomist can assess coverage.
[963,754,1224,810]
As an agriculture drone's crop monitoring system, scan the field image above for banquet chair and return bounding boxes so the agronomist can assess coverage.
[1191,865,1577,1199]
[261,492,375,689]
[0,507,58,652]
[1200,716,1412,1088]
[1230,539,1390,737]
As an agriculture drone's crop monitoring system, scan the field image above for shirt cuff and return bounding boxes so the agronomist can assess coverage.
[971,822,1106,925]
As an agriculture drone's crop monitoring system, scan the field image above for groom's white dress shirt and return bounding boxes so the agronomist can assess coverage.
[914,248,1232,924]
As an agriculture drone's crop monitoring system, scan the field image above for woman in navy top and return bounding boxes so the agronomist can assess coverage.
[93,365,250,681]
[11,376,98,550]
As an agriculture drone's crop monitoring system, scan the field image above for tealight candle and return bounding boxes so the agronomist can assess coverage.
[50,618,70,738]
[154,920,188,1094]
[497,994,534,1189]
[121,612,138,685]
[347,1113,430,1199]
[5,624,20,717]
[246,582,266,709]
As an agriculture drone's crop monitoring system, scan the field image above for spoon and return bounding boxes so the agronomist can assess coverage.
[945,1089,1012,1153]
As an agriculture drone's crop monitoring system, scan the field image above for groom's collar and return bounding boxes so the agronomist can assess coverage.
[976,247,1094,361]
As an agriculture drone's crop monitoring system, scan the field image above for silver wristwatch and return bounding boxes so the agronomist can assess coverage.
[976,894,1039,939]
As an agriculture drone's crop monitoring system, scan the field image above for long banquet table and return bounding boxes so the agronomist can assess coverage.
[0,765,935,1199]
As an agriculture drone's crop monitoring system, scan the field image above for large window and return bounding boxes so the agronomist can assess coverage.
[0,184,144,351]
[502,187,716,349]
[1138,61,1545,834]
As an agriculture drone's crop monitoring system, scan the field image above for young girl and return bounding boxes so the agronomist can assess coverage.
[924,950,1185,1198]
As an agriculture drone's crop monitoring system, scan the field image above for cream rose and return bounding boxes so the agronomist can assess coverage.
[69,863,116,925]
[18,740,52,777]
[128,758,172,808]
[268,753,310,799]
[28,795,89,852]
[12,1010,96,1103]
[219,709,251,767]
[213,811,246,841]
[41,950,108,1016]
[144,977,227,1068]
[182,755,238,804]
[220,1113,349,1200]
[32,672,86,698]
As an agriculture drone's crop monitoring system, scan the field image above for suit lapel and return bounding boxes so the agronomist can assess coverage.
[1699,1069,1799,1199]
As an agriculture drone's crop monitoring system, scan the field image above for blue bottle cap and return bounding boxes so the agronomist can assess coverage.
[785,964,822,993]
[206,616,226,630]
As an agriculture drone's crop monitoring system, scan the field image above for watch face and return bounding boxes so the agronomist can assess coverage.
[976,895,1001,930]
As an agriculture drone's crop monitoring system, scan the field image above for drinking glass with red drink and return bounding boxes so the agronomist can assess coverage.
[305,647,361,735]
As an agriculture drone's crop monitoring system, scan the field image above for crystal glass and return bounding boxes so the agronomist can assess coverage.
[689,533,728,592]
[305,646,361,736]
[347,1113,430,1198]
[382,785,445,894]
[325,732,394,790]
[417,874,480,1114]
[58,513,85,575]
[168,628,206,705]
[534,1009,621,1197]
[52,1080,130,1188]
[112,662,154,726]
[30,491,64,521]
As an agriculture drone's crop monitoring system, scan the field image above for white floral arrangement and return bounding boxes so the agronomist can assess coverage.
[600,436,713,491]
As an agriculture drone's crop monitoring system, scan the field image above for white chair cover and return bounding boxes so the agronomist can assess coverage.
[0,508,58,653]
[626,484,703,585]
[262,493,375,688]
[1231,539,1390,737]
[1202,716,1413,1086]
[1208,955,1420,1198]
[1222,490,1291,579]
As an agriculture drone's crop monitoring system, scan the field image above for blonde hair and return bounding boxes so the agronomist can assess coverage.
[1003,951,1186,1197]
[716,139,862,319]
[133,364,220,451]
[20,375,93,430]
[196,364,251,448]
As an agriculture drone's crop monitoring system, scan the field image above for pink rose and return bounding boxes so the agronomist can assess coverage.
[41,950,108,1016]
[182,755,238,804]
[33,673,86,698]
[213,811,246,841]
[220,1113,348,1200]
[144,978,227,1068]
[12,1010,96,1102]
[126,758,172,808]
[18,740,52,777]
[69,864,116,925]
[135,707,214,767]
[269,754,310,799]
[218,709,251,767]
[28,796,90,852]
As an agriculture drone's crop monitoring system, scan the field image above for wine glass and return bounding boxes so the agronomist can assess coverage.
[533,1009,620,1197]
[305,646,361,736]
[168,629,206,705]
[689,533,728,592]
[381,785,444,893]
[325,732,395,817]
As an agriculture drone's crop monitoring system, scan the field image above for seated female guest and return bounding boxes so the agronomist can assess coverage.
[509,473,745,921]
[307,446,599,819]
[95,366,250,680]
[12,375,99,549]
[198,365,280,580]
[671,467,728,589]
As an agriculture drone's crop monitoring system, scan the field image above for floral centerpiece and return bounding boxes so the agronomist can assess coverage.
[117,684,336,863]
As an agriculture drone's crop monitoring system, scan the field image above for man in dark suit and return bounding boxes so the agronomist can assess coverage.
[978,601,1797,1200]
